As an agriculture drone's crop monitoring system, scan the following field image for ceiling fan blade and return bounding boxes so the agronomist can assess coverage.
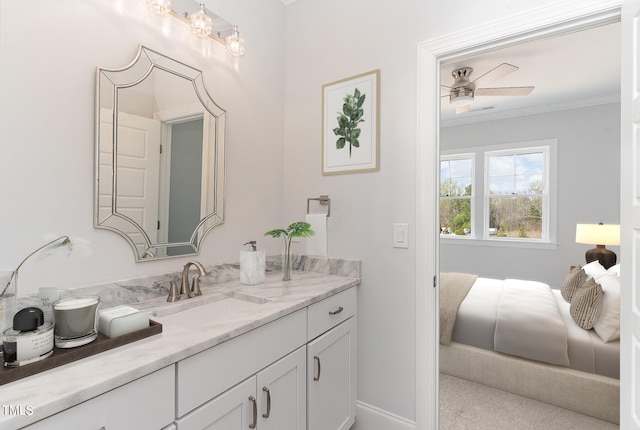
[441,84,453,96]
[456,104,470,114]
[470,63,518,89]
[474,86,534,96]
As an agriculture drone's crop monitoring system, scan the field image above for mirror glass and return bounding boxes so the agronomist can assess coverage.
[95,46,226,261]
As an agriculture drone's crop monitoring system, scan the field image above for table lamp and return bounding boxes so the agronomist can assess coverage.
[575,223,620,269]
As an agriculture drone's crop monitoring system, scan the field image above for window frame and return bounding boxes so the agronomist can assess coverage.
[440,153,475,236]
[440,139,557,249]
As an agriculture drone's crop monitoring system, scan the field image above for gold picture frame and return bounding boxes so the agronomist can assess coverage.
[322,70,380,175]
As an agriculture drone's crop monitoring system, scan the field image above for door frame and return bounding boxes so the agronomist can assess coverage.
[415,2,623,428]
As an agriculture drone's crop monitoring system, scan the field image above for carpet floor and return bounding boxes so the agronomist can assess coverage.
[439,373,619,429]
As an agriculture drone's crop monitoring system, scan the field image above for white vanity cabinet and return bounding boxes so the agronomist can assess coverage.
[24,365,175,430]
[175,309,307,429]
[175,346,306,430]
[306,287,357,430]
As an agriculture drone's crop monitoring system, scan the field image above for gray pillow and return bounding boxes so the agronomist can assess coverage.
[561,266,586,302]
[570,278,603,330]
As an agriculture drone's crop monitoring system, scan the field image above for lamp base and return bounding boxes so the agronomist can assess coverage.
[585,245,617,269]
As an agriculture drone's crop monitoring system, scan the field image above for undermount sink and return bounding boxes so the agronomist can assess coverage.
[150,291,269,318]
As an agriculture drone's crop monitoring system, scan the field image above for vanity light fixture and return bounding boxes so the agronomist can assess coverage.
[189,3,212,37]
[148,1,246,56]
[147,0,172,16]
[224,25,245,57]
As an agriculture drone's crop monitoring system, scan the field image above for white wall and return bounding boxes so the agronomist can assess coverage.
[282,0,621,426]
[283,0,423,421]
[440,103,621,286]
[0,0,286,293]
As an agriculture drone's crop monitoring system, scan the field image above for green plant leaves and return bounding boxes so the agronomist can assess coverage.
[264,229,287,238]
[333,87,366,157]
[287,221,315,237]
[264,222,315,240]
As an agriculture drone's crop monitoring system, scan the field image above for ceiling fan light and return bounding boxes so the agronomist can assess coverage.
[449,87,474,105]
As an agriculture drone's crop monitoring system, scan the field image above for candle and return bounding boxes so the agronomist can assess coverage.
[53,296,100,348]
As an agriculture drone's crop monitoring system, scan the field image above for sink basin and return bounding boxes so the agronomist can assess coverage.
[158,297,266,326]
[150,291,269,318]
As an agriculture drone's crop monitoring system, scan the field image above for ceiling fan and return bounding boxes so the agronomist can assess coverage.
[441,63,534,114]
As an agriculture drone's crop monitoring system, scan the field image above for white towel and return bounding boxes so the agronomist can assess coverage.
[305,214,327,257]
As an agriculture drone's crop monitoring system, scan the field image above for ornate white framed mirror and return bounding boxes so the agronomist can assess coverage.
[95,46,226,261]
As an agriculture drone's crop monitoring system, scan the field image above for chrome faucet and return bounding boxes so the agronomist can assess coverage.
[181,261,209,298]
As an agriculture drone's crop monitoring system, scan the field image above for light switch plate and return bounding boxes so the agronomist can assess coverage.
[393,223,409,248]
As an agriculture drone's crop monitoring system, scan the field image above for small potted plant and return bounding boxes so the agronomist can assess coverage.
[265,222,314,281]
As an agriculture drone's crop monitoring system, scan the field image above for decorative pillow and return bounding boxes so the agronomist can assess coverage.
[607,264,621,277]
[570,278,603,330]
[593,274,620,342]
[561,266,586,303]
[583,260,608,281]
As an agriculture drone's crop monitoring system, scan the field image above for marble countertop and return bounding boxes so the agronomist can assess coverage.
[0,257,360,428]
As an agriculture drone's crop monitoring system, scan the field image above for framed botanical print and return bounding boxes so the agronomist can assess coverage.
[322,70,379,175]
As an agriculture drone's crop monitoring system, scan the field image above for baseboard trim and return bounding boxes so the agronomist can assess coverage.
[352,401,416,430]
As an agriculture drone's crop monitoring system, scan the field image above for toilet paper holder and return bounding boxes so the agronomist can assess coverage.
[307,195,331,217]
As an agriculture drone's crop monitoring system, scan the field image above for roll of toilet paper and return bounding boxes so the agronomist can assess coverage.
[305,213,327,257]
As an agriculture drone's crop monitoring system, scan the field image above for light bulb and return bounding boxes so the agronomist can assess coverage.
[225,26,245,56]
[189,3,212,37]
[147,0,171,16]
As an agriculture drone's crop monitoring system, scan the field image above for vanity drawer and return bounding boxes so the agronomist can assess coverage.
[308,287,357,341]
[24,365,175,430]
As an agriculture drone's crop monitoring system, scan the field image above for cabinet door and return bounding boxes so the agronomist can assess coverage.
[257,346,306,430]
[307,317,357,430]
[175,377,256,430]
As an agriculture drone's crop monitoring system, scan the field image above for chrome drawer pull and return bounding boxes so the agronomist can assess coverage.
[249,395,257,429]
[329,306,344,315]
[314,355,321,381]
[262,386,271,418]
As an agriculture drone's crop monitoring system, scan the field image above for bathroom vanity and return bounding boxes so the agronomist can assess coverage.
[0,258,360,429]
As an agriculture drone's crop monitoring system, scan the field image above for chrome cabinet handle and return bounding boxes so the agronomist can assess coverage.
[249,395,257,429]
[262,386,271,418]
[313,355,321,381]
[329,306,344,315]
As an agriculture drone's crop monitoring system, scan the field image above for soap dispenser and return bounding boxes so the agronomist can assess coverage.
[240,241,265,285]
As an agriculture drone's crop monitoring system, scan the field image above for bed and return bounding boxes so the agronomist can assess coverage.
[439,262,621,424]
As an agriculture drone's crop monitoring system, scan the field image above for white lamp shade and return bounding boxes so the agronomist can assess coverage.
[576,224,620,246]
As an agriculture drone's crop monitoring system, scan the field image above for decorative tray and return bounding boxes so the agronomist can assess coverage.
[0,320,162,386]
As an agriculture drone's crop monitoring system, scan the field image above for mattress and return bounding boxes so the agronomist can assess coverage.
[450,277,619,379]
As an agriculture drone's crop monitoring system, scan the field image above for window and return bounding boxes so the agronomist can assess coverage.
[440,155,473,236]
[440,140,556,246]
[486,147,548,240]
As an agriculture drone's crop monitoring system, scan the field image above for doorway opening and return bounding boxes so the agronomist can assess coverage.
[415,5,622,429]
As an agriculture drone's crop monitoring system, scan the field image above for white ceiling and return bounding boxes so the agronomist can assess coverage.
[440,21,621,127]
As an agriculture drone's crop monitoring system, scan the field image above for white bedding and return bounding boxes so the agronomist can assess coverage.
[494,279,570,366]
[451,276,620,379]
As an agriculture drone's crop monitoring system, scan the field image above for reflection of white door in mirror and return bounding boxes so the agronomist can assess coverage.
[99,110,161,256]
[116,112,161,245]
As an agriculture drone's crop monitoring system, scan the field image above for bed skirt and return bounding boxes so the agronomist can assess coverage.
[440,342,619,424]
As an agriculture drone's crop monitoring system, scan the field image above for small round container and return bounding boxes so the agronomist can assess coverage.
[53,296,100,348]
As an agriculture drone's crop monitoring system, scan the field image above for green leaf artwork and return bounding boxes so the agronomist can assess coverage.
[333,88,366,157]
